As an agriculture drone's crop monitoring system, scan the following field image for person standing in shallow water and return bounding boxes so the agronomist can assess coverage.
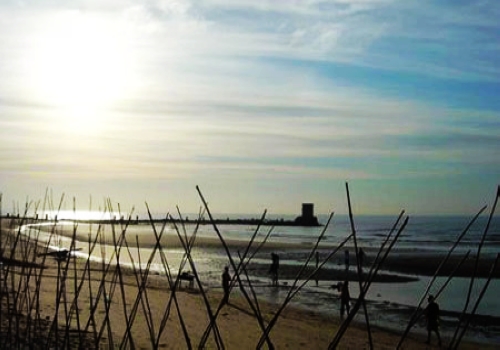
[222,266,231,304]
[358,248,365,268]
[340,281,350,318]
[269,253,279,286]
[425,295,442,346]
[344,250,349,271]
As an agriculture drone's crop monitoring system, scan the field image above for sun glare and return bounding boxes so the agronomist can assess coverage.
[26,12,136,132]
[41,210,122,221]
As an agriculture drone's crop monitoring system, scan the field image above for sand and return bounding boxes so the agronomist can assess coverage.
[1,220,496,349]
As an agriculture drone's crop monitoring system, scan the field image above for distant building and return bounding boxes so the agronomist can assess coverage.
[294,203,319,226]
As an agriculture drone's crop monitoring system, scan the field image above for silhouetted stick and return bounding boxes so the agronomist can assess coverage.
[118,232,157,347]
[4,199,34,281]
[237,250,264,314]
[345,182,373,349]
[85,204,130,346]
[79,223,105,345]
[199,210,271,348]
[397,205,487,349]
[66,221,103,342]
[143,205,198,349]
[449,186,499,348]
[221,216,271,318]
[435,252,472,299]
[97,215,129,348]
[166,210,221,349]
[60,199,82,347]
[0,193,3,339]
[14,201,40,313]
[25,211,47,336]
[62,215,78,347]
[87,227,100,347]
[93,216,118,349]
[135,235,156,343]
[44,195,77,348]
[315,251,319,286]
[13,204,36,345]
[362,210,405,290]
[328,216,409,349]
[397,249,471,347]
[32,194,65,315]
[202,209,273,350]
[197,185,274,349]
[57,214,82,342]
[256,212,336,349]
[454,253,500,349]
[99,204,138,348]
[28,196,65,348]
[177,205,191,251]
[120,223,168,349]
[106,207,136,349]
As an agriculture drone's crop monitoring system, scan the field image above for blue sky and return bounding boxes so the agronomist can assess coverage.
[0,0,499,216]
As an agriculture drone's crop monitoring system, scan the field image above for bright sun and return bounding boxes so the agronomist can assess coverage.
[27,12,135,132]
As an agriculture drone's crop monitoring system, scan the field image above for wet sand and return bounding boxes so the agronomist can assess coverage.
[1,251,492,349]
[2,219,498,348]
[38,222,500,278]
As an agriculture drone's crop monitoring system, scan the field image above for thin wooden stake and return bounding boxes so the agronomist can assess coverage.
[449,186,499,348]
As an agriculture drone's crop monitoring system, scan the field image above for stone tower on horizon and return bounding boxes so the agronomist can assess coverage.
[294,203,319,226]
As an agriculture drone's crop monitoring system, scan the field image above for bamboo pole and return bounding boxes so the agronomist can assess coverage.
[65,222,103,346]
[0,193,3,335]
[449,186,499,349]
[166,210,219,349]
[198,210,271,348]
[256,212,338,349]
[141,205,201,348]
[197,185,274,349]
[345,182,373,349]
[397,249,471,347]
[135,235,156,343]
[328,216,409,349]
[362,210,405,291]
[96,216,126,347]
[119,224,166,349]
[397,205,487,349]
[85,203,129,346]
[107,204,135,349]
[453,253,500,349]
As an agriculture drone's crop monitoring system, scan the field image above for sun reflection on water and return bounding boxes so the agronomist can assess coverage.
[40,210,124,221]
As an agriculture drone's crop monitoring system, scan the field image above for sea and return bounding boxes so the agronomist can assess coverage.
[16,212,500,345]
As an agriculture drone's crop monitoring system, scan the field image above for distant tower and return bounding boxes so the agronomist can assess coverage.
[302,203,314,220]
[295,203,319,226]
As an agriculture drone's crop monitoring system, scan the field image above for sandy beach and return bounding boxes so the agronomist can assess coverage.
[1,219,498,349]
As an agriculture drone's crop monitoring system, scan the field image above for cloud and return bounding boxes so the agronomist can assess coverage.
[0,0,499,214]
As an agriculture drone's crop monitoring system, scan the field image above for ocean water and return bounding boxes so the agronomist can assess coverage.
[200,214,500,253]
[16,213,500,344]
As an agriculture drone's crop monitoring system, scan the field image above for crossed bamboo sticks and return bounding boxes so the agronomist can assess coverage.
[0,184,498,349]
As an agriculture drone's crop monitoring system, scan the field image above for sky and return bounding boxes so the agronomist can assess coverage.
[0,0,499,217]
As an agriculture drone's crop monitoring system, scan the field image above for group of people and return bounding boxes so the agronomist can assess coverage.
[344,248,365,271]
[221,252,280,305]
[220,249,441,346]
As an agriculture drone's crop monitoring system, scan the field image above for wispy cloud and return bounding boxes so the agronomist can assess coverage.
[0,0,499,214]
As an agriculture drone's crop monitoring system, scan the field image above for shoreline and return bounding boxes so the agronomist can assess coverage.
[2,219,499,348]
[31,221,500,278]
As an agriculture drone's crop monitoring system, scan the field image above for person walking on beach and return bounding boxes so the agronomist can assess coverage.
[344,250,349,271]
[425,295,442,346]
[269,253,279,286]
[340,280,350,318]
[222,266,231,304]
[358,248,365,269]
